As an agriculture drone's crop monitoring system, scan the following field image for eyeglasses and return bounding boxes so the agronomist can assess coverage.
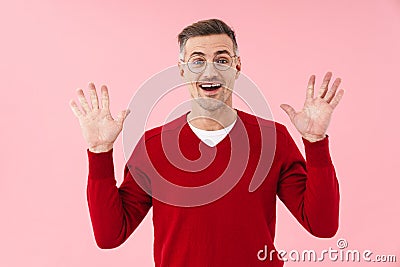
[181,54,238,74]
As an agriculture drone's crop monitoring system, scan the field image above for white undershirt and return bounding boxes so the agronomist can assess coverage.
[187,118,237,147]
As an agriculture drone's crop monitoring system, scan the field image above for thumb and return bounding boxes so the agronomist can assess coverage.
[116,109,131,124]
[280,104,296,121]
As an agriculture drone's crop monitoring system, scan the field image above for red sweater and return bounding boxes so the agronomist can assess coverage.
[87,110,339,266]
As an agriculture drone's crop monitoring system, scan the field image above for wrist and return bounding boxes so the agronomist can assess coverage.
[88,144,113,153]
[302,133,326,143]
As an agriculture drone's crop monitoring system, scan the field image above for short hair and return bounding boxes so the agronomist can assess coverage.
[178,18,239,60]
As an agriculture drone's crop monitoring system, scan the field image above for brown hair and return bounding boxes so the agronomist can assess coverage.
[178,19,238,59]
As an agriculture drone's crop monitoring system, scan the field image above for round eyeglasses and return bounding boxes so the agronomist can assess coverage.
[181,54,238,74]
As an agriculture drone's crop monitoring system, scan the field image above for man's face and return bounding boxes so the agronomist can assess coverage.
[179,34,241,111]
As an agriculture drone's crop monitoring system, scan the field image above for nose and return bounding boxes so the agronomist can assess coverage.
[202,60,218,78]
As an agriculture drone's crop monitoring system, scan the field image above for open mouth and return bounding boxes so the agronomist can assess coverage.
[198,82,223,91]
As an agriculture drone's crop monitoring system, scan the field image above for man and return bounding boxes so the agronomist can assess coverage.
[70,19,344,266]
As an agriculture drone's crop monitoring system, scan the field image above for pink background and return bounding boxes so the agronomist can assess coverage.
[1,0,399,266]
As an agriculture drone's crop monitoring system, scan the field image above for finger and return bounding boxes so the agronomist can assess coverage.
[77,88,91,113]
[88,82,99,110]
[116,109,131,124]
[330,89,344,109]
[101,85,110,110]
[280,104,296,121]
[317,71,332,98]
[69,99,84,117]
[306,75,316,99]
[324,77,341,103]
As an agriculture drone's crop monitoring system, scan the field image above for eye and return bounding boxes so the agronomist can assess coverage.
[189,57,206,65]
[193,60,205,65]
[215,57,230,64]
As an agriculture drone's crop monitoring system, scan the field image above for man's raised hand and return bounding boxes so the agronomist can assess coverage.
[280,72,344,142]
[69,83,130,153]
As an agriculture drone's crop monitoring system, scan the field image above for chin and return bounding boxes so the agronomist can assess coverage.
[194,97,228,112]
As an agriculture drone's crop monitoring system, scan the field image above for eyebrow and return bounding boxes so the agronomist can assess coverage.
[214,50,232,56]
[189,50,233,58]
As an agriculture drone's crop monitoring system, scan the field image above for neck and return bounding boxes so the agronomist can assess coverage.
[187,103,237,131]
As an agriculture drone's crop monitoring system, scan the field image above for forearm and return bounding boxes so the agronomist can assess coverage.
[301,137,340,238]
[87,149,131,248]
[87,149,152,248]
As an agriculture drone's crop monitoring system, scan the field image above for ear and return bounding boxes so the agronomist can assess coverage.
[178,61,184,77]
[235,56,241,79]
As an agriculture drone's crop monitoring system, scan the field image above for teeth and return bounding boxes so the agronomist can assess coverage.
[200,83,221,88]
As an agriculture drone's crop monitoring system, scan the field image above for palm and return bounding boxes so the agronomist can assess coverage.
[281,72,344,142]
[79,109,123,148]
[70,83,130,152]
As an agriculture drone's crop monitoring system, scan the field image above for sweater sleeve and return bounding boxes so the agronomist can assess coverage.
[277,127,340,238]
[87,148,152,249]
